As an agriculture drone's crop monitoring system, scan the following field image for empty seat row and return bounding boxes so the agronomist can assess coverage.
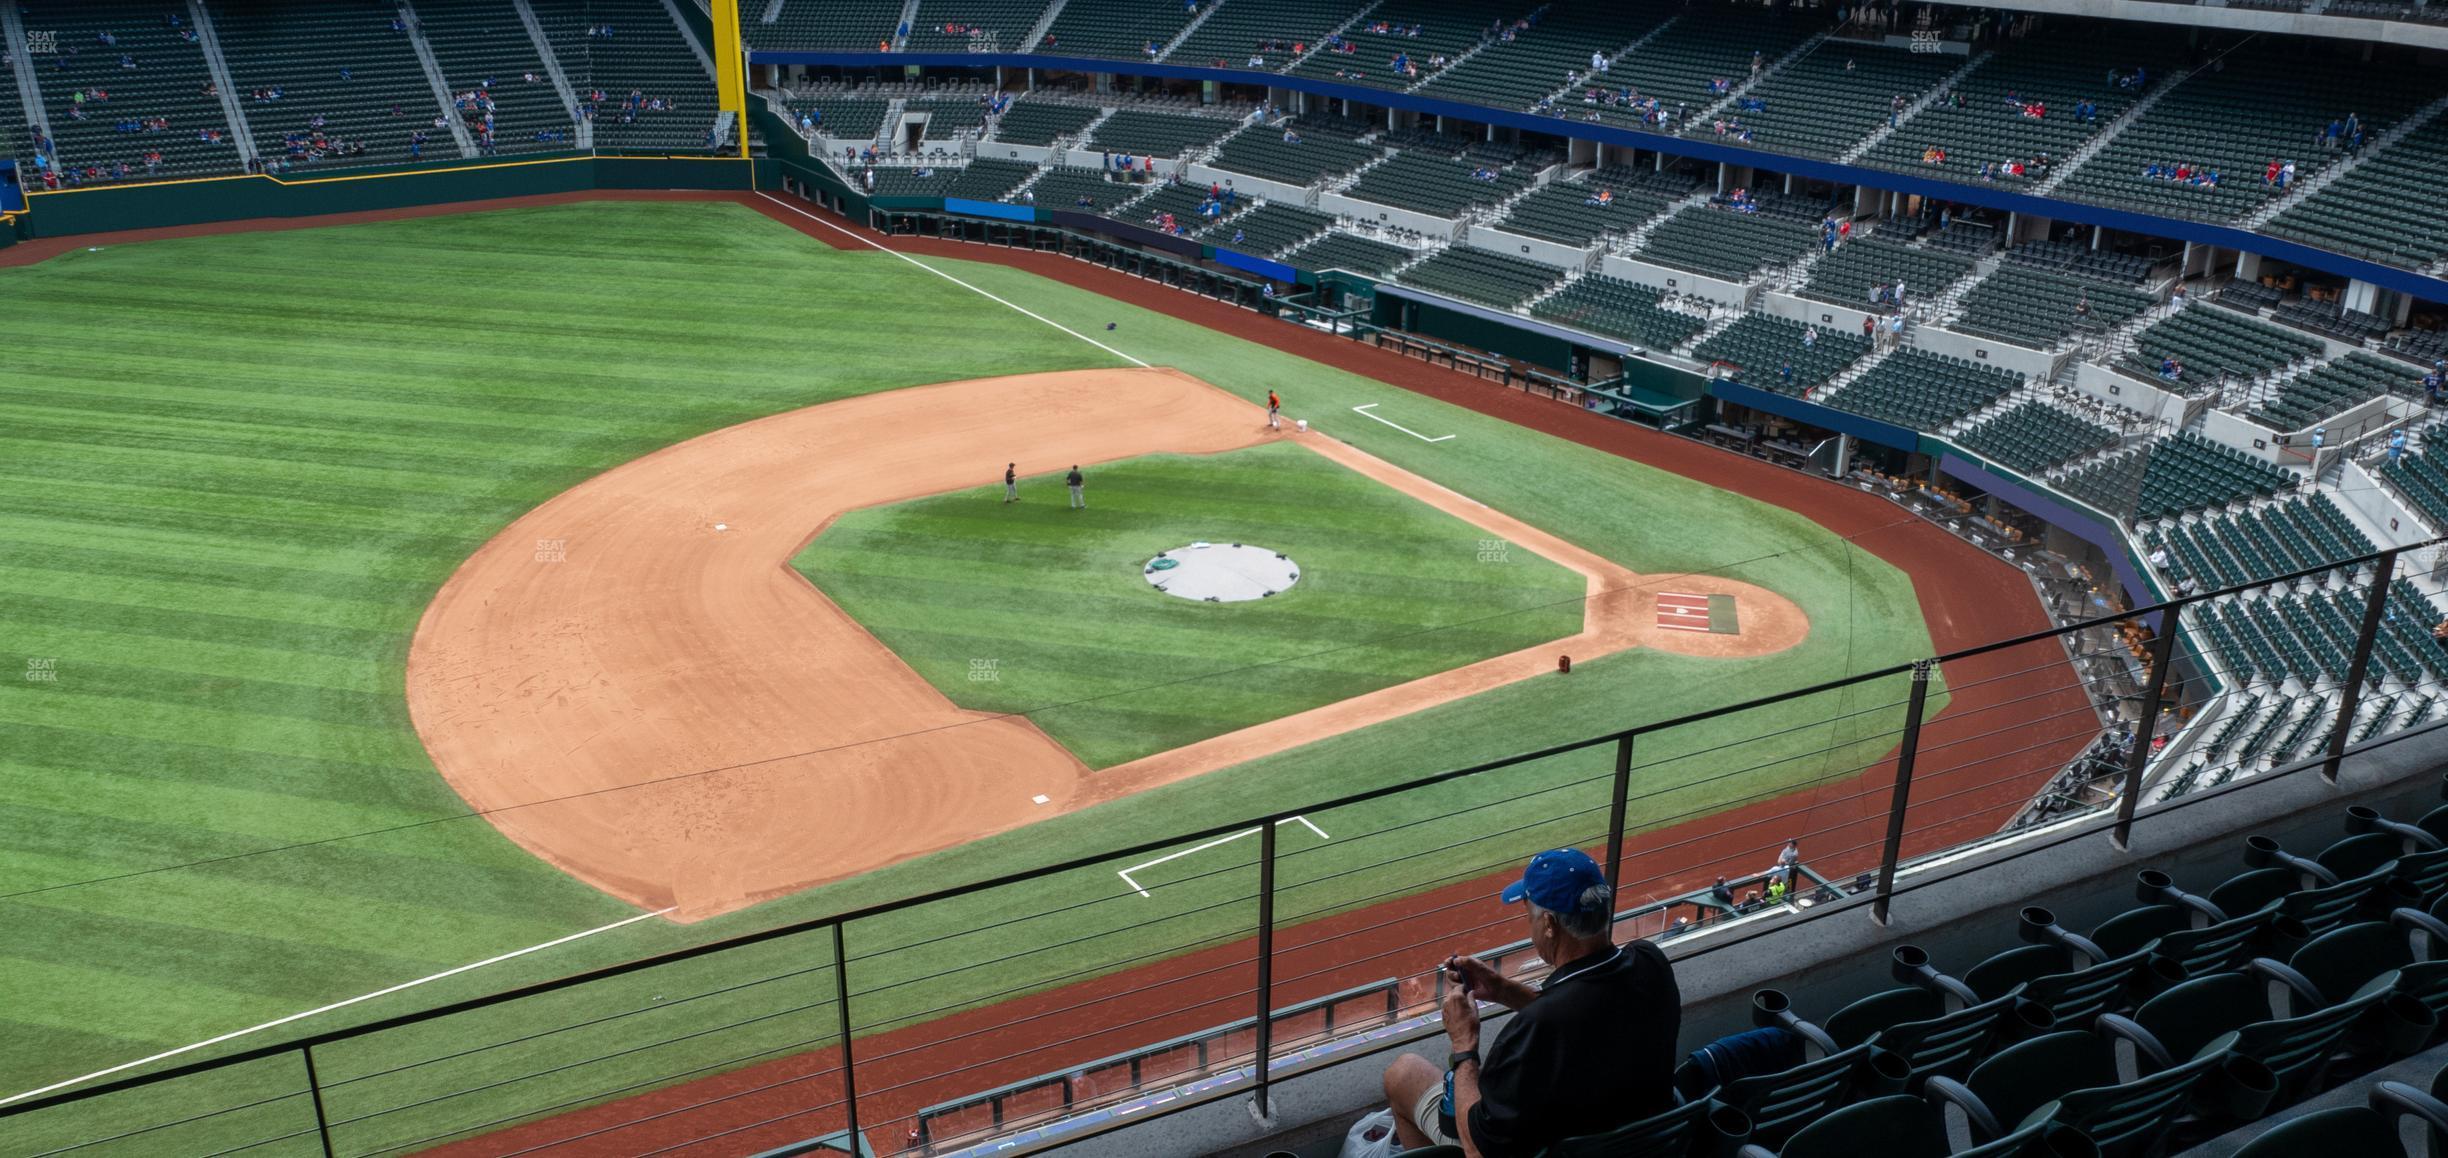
[1393,245,1570,308]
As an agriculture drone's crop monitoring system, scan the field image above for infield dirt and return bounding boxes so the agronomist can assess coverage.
[405,367,1803,920]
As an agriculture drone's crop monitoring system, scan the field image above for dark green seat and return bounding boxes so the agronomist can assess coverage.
[1696,992,1907,1148]
[2231,1105,2398,1158]
[2228,1082,2448,1158]
[1731,1095,2095,1158]
[2243,834,2423,937]
[1965,909,2162,1029]
[1812,949,2042,1092]
[1537,1096,1750,1157]
[1925,1027,2238,1157]
[2113,972,2376,1104]
[2346,803,2448,905]
[2089,897,2272,991]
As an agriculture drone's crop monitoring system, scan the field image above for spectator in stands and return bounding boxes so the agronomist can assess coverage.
[1710,876,1734,907]
[2432,618,2448,650]
[2391,429,2409,462]
[1381,848,1680,1156]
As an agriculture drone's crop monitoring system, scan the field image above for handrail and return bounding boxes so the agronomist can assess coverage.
[4,535,2428,1129]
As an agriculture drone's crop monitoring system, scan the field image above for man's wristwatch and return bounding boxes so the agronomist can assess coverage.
[1448,1049,1479,1070]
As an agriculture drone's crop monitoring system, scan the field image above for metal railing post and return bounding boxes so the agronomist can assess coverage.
[300,1045,336,1158]
[832,922,864,1154]
[1252,817,1279,1120]
[2113,612,2183,850]
[2325,548,2400,782]
[1603,735,1635,919]
[1872,660,1935,926]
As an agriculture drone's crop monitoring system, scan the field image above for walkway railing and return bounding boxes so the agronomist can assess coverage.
[0,531,2438,1158]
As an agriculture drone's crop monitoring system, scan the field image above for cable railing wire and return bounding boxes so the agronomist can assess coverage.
[8,541,2436,1158]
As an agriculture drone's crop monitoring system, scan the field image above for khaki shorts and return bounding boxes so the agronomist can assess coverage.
[1408,1083,1459,1147]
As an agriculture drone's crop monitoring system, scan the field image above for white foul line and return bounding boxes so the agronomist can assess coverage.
[757,192,1152,369]
[0,906,676,1107]
[1118,816,1330,898]
[1350,403,1455,443]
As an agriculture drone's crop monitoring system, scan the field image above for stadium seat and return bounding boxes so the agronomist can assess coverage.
[2112,971,2375,1105]
[1961,908,2165,1031]
[1813,948,2041,1088]
[1534,1095,1752,1157]
[1730,1094,2095,1158]
[1923,1028,2238,1156]
[2227,1083,2448,1158]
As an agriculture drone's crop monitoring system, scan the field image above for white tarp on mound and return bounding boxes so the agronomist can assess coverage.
[1145,542,1299,603]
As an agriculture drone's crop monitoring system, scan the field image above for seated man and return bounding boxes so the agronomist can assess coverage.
[1381,848,1681,1156]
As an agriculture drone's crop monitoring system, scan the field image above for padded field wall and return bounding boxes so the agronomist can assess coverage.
[11,156,768,239]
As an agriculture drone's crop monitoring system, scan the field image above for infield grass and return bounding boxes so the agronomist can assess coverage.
[794,443,1588,768]
[0,198,1942,1154]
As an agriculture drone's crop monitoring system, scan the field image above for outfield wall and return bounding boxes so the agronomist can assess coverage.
[12,156,766,239]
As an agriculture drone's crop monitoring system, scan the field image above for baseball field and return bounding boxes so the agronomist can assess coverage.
[0,194,2025,1154]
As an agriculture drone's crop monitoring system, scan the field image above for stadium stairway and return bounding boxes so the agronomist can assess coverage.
[0,3,53,149]
[2028,66,2193,198]
[509,0,588,147]
[1521,12,1686,115]
[1680,26,1833,142]
[1279,0,1387,74]
[2241,90,2448,233]
[186,1,255,166]
[1150,0,1217,59]
[1021,0,1066,53]
[1835,46,1994,165]
[399,0,481,156]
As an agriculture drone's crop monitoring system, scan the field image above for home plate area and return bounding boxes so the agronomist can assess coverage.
[1656,592,1740,635]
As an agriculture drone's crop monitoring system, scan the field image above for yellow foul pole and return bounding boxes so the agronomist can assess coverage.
[708,0,752,159]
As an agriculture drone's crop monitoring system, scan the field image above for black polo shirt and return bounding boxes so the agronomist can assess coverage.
[1466,940,1680,1158]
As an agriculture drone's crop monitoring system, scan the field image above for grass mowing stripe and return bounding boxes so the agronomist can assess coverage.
[0,595,401,660]
[0,540,439,606]
[0,622,395,693]
[14,870,578,960]
[0,910,449,1004]
[0,692,421,766]
[0,436,532,503]
[0,520,461,583]
[0,958,329,1042]
[0,203,1943,1137]
[0,763,453,846]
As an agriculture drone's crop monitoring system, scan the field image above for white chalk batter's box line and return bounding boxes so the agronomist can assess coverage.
[1655,592,1716,634]
[1118,816,1330,898]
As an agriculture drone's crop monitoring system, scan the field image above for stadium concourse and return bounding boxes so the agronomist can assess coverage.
[7,0,2448,1152]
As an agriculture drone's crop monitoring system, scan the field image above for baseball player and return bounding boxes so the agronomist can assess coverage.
[1003,463,1018,503]
[1067,465,1085,510]
[1267,390,1282,430]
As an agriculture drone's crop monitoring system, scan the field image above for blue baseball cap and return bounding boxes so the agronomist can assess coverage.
[1500,849,1608,914]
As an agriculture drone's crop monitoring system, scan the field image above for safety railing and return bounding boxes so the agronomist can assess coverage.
[1,542,2441,1158]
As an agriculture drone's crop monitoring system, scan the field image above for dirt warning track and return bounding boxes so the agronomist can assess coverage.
[406,367,1803,920]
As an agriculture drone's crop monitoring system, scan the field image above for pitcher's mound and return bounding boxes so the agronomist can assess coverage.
[1146,542,1300,603]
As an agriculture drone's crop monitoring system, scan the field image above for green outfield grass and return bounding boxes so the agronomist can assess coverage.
[0,199,1942,1154]
[795,443,1587,768]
